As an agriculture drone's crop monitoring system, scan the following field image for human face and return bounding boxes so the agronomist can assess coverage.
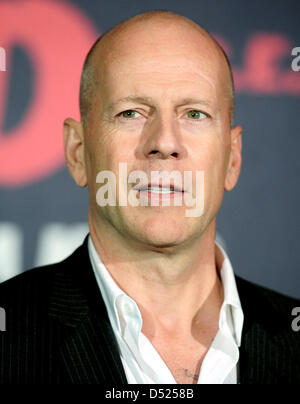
[83,22,241,248]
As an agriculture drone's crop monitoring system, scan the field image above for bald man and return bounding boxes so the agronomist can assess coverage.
[0,11,299,385]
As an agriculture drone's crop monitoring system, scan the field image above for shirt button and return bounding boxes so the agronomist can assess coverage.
[124,302,134,314]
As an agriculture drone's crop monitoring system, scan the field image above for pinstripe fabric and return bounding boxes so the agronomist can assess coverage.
[236,277,300,384]
[0,235,127,384]
[0,236,299,384]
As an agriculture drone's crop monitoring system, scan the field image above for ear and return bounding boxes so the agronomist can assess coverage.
[224,125,242,191]
[63,118,87,187]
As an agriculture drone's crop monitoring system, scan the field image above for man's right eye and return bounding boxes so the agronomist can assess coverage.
[120,110,141,119]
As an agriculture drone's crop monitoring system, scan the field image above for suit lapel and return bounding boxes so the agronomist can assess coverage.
[49,235,127,384]
[59,311,127,384]
[238,319,280,384]
[236,276,296,384]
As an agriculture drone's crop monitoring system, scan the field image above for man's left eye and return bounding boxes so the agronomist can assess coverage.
[186,110,207,120]
[121,110,141,119]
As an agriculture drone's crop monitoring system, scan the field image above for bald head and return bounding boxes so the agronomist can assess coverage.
[79,10,235,127]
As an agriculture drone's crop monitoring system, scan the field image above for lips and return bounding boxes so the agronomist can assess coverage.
[133,183,184,193]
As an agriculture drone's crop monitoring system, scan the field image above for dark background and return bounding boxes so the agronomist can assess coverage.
[0,0,299,298]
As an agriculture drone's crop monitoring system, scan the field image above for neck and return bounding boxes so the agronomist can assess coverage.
[89,210,224,337]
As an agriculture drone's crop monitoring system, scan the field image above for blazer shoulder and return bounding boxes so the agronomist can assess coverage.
[0,263,56,302]
[235,276,300,383]
[235,275,300,313]
[0,239,88,307]
[235,275,300,343]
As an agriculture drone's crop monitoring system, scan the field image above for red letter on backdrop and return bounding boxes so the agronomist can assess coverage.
[0,0,97,186]
[233,33,300,93]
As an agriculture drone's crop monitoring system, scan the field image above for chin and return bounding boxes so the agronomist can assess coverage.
[133,212,189,248]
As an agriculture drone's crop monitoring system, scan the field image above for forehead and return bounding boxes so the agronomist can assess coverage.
[94,20,228,103]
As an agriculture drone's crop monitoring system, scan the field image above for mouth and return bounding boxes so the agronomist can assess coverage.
[134,184,184,194]
[131,184,185,205]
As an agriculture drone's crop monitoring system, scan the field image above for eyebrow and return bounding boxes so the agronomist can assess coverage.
[105,96,154,114]
[176,97,214,108]
[105,95,214,113]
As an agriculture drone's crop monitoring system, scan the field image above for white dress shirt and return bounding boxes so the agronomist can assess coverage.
[88,236,244,384]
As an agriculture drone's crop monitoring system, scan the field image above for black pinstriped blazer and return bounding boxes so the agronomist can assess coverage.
[0,236,299,384]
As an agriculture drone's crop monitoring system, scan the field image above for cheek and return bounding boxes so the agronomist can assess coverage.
[85,128,140,196]
[191,135,226,168]
[190,137,228,200]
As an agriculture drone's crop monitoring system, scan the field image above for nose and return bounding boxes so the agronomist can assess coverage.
[141,112,186,160]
